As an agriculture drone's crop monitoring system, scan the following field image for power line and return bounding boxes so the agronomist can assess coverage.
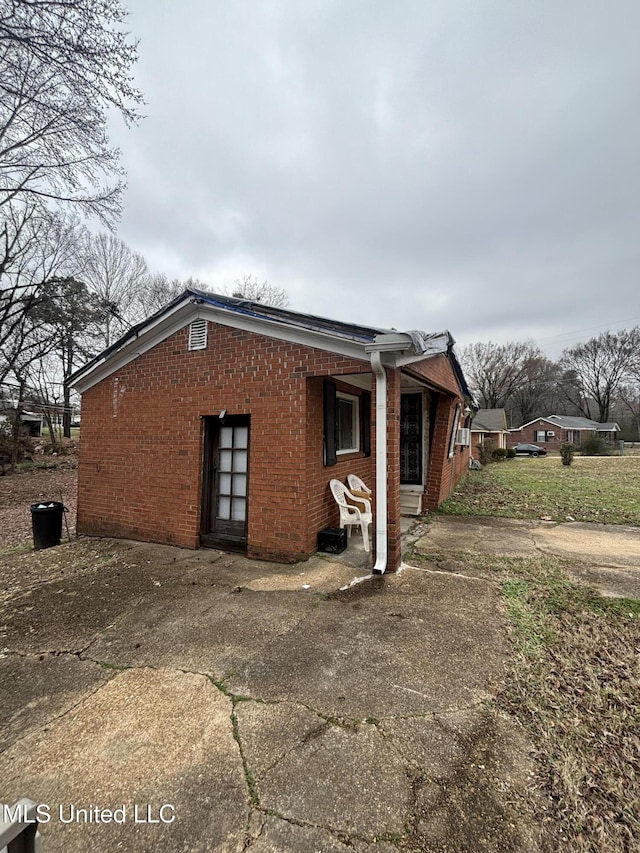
[536,316,640,346]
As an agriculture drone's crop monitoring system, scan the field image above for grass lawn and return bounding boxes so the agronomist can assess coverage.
[440,455,640,526]
[407,544,640,851]
[426,454,640,848]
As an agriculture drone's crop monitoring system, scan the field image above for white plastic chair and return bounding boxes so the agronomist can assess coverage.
[329,479,372,552]
[346,474,372,496]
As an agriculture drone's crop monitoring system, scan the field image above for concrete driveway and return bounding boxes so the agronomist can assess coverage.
[412,514,640,599]
[1,533,536,852]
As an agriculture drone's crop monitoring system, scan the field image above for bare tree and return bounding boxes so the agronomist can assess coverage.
[0,207,81,386]
[617,383,640,440]
[0,0,143,224]
[31,276,101,436]
[81,231,148,347]
[559,329,640,423]
[136,273,187,316]
[509,355,562,425]
[223,275,289,308]
[460,341,545,416]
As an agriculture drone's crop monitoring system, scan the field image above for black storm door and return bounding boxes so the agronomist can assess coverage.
[201,416,250,549]
[400,393,423,485]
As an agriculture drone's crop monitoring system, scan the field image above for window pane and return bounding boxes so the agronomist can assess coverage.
[220,427,233,448]
[337,399,354,450]
[235,426,248,449]
[219,449,233,471]
[233,450,248,473]
[219,473,232,495]
[231,497,246,521]
[217,496,231,520]
[232,474,247,496]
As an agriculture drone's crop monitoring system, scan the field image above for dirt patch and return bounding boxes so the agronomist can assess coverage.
[0,465,77,550]
[407,518,640,853]
[406,709,538,852]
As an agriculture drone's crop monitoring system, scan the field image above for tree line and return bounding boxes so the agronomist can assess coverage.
[461,332,640,439]
[0,1,287,465]
[0,0,142,459]
[1,217,286,449]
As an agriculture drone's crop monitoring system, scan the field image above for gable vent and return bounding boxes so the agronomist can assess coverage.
[188,319,208,350]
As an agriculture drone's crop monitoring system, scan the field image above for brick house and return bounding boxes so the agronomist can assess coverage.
[508,415,620,452]
[470,408,509,452]
[69,290,475,573]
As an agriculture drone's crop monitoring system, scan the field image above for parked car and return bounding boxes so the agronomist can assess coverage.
[513,443,547,457]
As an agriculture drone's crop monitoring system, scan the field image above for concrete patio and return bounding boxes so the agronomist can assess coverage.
[0,526,536,852]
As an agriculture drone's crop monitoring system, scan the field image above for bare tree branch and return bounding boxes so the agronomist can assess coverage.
[0,0,143,224]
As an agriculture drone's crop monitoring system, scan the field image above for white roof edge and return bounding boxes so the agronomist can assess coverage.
[71,299,376,393]
[71,294,457,394]
[512,416,572,431]
[512,416,620,431]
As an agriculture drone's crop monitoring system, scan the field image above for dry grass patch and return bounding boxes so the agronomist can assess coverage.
[441,455,640,526]
[410,550,640,852]
[499,569,640,852]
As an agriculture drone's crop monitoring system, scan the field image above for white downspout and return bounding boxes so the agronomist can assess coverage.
[370,351,387,575]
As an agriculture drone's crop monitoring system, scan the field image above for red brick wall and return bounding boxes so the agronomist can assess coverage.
[508,420,568,452]
[385,369,403,571]
[304,376,374,555]
[78,322,469,568]
[78,322,371,561]
[404,356,470,509]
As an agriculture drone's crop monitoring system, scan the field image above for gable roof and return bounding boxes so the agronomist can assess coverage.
[513,414,620,432]
[470,408,508,433]
[68,288,475,399]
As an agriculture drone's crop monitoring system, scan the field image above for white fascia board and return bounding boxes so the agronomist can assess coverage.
[365,333,414,353]
[71,300,371,393]
[394,350,444,368]
[515,416,567,430]
[70,302,197,393]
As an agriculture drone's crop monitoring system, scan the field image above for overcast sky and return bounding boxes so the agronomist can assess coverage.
[110,0,640,358]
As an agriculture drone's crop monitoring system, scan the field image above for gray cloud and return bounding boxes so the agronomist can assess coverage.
[110,0,640,357]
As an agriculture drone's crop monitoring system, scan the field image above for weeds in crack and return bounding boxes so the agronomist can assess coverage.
[208,676,233,697]
[97,660,131,672]
[231,708,260,807]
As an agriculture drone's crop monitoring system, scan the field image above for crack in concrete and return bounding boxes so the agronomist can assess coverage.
[255,807,383,850]
[242,807,267,850]
[401,562,489,582]
[1,646,94,660]
[0,675,116,756]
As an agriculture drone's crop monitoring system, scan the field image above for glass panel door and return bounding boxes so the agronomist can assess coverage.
[201,416,250,548]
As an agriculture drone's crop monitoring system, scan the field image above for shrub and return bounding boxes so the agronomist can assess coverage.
[491,447,508,462]
[581,435,611,456]
[506,448,516,459]
[477,440,496,465]
[560,442,575,466]
[0,420,34,473]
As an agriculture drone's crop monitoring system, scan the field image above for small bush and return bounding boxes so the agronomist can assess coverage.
[476,441,493,465]
[491,447,508,462]
[559,442,575,466]
[0,421,34,473]
[581,435,611,456]
[506,448,516,459]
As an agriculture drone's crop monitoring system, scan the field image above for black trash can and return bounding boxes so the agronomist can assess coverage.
[30,501,65,550]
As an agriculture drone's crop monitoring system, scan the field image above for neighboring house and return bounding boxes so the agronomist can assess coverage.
[470,408,509,451]
[69,290,475,573]
[509,415,620,452]
[0,402,43,437]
